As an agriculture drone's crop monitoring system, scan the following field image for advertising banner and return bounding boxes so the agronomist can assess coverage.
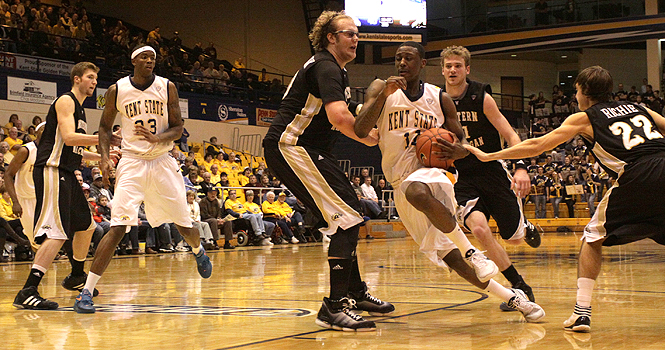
[96,87,107,109]
[256,107,276,127]
[7,76,57,104]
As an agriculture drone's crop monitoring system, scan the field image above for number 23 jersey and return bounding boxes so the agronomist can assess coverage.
[584,100,665,178]
[377,82,444,185]
[115,75,172,158]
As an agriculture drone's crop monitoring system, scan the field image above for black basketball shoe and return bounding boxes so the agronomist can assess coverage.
[13,286,59,310]
[524,220,542,248]
[348,282,395,316]
[61,273,99,297]
[564,314,591,333]
[315,297,376,332]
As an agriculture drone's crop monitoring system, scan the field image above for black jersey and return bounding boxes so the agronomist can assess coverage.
[264,50,350,153]
[443,79,502,174]
[35,91,88,172]
[583,101,665,178]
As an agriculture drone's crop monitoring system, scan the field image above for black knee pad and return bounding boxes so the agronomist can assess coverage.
[328,225,359,259]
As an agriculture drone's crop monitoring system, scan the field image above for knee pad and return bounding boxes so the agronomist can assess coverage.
[328,225,359,259]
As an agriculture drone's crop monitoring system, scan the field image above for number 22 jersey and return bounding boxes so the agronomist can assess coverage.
[584,100,665,178]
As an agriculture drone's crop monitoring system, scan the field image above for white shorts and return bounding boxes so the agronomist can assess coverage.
[111,153,192,228]
[394,167,459,268]
[18,197,39,250]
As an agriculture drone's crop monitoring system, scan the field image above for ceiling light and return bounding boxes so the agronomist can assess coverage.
[511,54,517,57]
[561,55,568,58]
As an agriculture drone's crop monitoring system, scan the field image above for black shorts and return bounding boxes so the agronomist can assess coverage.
[454,161,524,240]
[263,141,363,236]
[33,166,94,244]
[586,156,665,246]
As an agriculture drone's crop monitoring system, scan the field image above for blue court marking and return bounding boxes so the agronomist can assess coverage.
[213,287,488,350]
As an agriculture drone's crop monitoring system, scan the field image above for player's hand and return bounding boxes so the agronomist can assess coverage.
[511,168,531,198]
[382,76,407,97]
[134,124,160,143]
[464,145,492,162]
[432,133,469,161]
[12,202,22,218]
[101,157,112,187]
[109,149,121,164]
[111,128,122,146]
[361,128,379,147]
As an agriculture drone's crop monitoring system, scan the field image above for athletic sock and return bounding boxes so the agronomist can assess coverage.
[576,277,595,308]
[71,258,85,277]
[192,245,201,255]
[501,264,523,287]
[328,259,353,300]
[83,272,102,294]
[348,259,364,293]
[484,279,516,302]
[446,226,476,255]
[23,264,47,289]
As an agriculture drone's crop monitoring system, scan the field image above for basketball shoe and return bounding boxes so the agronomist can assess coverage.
[464,249,499,283]
[347,282,395,316]
[73,288,95,314]
[524,220,542,248]
[194,246,212,278]
[563,313,591,333]
[13,286,59,310]
[507,288,545,322]
[61,273,99,297]
[500,280,535,311]
[315,297,376,332]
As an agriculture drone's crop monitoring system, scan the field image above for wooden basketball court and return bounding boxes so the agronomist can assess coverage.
[2,230,665,349]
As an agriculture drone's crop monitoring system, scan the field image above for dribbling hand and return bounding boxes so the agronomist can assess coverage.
[432,133,469,161]
[134,124,160,143]
[12,202,22,218]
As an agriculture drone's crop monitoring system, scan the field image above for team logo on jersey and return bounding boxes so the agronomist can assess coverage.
[59,304,315,317]
[41,225,52,230]
[471,94,477,100]
[426,98,434,105]
[120,215,131,221]
[331,213,343,221]
[156,85,162,92]
[218,104,229,121]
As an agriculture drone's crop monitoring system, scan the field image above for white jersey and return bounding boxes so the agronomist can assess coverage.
[15,142,37,199]
[377,82,445,185]
[115,75,172,158]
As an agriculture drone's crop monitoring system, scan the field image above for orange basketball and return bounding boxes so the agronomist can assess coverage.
[415,128,455,169]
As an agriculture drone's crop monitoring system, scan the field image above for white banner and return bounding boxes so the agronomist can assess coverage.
[38,59,74,76]
[15,55,39,72]
[179,98,189,119]
[359,32,422,43]
[7,77,57,105]
[96,87,108,109]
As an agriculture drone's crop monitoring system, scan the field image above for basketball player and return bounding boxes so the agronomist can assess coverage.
[262,11,393,331]
[439,46,540,310]
[12,62,117,310]
[466,66,665,332]
[73,45,212,314]
[354,41,544,322]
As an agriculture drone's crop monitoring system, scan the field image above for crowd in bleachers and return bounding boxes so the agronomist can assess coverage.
[0,0,286,103]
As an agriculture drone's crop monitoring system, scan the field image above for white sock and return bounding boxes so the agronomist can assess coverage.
[446,226,475,255]
[576,277,595,308]
[31,264,47,273]
[484,279,516,302]
[84,272,101,294]
[192,245,201,255]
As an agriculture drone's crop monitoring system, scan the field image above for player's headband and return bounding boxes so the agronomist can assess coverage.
[131,46,156,60]
[36,121,46,132]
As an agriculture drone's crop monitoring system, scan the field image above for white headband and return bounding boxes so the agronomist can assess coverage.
[36,121,46,132]
[131,46,156,60]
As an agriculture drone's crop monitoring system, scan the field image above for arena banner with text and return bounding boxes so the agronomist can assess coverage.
[7,76,57,104]
[256,107,277,127]
[188,98,249,124]
[0,52,73,76]
[179,98,189,119]
[96,87,107,109]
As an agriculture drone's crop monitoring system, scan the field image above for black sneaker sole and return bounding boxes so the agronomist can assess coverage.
[315,318,376,332]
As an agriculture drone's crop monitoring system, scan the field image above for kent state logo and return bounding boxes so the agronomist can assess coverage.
[218,104,229,121]
[120,215,131,221]
[41,225,52,230]
[331,213,343,221]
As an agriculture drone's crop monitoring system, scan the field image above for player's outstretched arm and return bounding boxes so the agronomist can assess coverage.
[56,95,99,147]
[3,146,29,217]
[99,84,119,186]
[326,101,378,146]
[354,77,406,138]
[466,111,593,162]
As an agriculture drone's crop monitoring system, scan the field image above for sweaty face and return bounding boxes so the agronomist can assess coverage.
[442,55,469,87]
[132,51,155,75]
[328,17,358,65]
[395,46,424,83]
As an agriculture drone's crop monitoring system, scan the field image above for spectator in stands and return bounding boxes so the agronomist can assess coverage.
[5,127,23,155]
[23,125,36,143]
[217,172,229,188]
[562,174,577,218]
[186,190,215,250]
[532,117,547,137]
[262,191,297,244]
[181,157,195,176]
[209,164,222,184]
[0,185,24,238]
[178,120,189,152]
[89,173,113,203]
[198,172,215,197]
[360,176,380,206]
[254,162,266,177]
[204,42,216,60]
[531,166,548,218]
[351,175,383,219]
[206,136,220,156]
[375,178,396,218]
[244,190,274,245]
[548,171,563,218]
[225,189,270,242]
[199,187,234,249]
[200,153,215,172]
[581,166,599,216]
[232,57,245,73]
[183,165,201,192]
[238,167,251,186]
[543,154,558,173]
[572,137,587,158]
[276,191,306,242]
[147,26,161,48]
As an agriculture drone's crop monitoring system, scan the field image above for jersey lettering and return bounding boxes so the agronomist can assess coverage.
[609,115,663,150]
[600,104,639,119]
[458,111,478,122]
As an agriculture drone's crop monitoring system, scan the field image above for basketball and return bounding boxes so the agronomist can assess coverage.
[415,128,456,169]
